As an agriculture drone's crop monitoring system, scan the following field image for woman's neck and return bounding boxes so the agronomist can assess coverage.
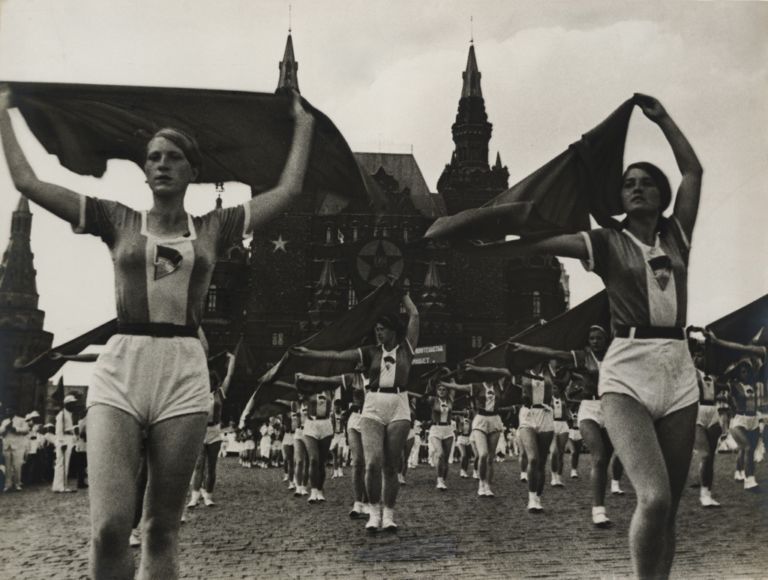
[624,213,660,245]
[150,194,187,222]
[382,339,397,351]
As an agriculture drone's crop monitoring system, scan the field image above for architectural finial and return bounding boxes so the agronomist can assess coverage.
[470,15,474,45]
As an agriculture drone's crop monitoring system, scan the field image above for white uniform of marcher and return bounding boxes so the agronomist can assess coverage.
[1,414,30,491]
[52,397,77,493]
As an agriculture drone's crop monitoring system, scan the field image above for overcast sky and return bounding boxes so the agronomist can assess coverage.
[0,0,766,384]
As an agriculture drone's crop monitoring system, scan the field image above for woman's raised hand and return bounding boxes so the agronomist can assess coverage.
[289,90,314,128]
[634,93,668,122]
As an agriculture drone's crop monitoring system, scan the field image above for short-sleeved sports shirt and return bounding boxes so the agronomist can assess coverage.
[581,217,690,330]
[74,196,252,328]
[358,340,414,390]
[470,380,503,413]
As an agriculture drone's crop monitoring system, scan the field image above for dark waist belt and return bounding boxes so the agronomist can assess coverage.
[476,409,497,416]
[370,387,403,394]
[554,418,568,422]
[117,323,198,338]
[525,404,549,410]
[436,421,452,426]
[614,326,685,340]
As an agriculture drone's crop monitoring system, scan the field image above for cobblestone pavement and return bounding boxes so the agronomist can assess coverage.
[1,451,766,579]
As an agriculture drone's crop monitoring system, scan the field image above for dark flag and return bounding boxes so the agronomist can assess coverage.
[505,292,611,373]
[703,294,768,376]
[52,376,65,407]
[17,319,118,380]
[241,282,401,420]
[424,98,637,242]
[8,81,387,211]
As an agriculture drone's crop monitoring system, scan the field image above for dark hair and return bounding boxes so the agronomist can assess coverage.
[375,314,404,337]
[623,162,672,213]
[147,127,203,176]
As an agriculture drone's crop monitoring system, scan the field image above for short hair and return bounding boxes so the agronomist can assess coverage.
[376,314,404,337]
[148,127,203,176]
[623,162,672,213]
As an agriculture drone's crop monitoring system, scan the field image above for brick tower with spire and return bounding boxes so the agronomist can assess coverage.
[0,197,53,411]
[438,42,510,214]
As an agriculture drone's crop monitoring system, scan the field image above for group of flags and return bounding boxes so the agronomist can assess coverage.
[8,82,765,418]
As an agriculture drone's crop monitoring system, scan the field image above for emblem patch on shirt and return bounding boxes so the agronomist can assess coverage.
[154,245,183,280]
[648,255,672,291]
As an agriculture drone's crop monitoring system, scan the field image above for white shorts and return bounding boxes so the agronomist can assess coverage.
[519,407,555,433]
[361,392,410,425]
[578,399,605,429]
[429,424,455,441]
[282,432,295,447]
[347,412,362,433]
[599,337,698,421]
[330,432,346,450]
[204,424,222,445]
[553,419,569,436]
[696,405,721,430]
[303,418,333,440]
[457,434,471,446]
[471,413,503,435]
[88,334,209,426]
[731,414,759,432]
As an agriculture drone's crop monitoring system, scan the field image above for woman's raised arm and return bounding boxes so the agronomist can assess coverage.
[246,91,315,231]
[0,85,82,225]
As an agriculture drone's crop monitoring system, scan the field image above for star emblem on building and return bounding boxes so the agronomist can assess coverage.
[356,239,404,286]
[271,235,288,253]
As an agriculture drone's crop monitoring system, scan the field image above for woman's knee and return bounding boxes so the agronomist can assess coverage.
[93,515,132,554]
[637,488,672,521]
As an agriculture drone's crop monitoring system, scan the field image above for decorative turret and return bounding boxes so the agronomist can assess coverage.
[277,32,300,94]
[0,196,53,412]
[309,259,342,326]
[418,260,448,315]
[437,42,509,213]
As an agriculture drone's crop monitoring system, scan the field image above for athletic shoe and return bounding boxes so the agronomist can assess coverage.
[288,481,296,491]
[282,474,289,482]
[397,473,406,485]
[316,490,326,502]
[483,484,495,498]
[299,486,309,496]
[337,469,344,478]
[201,491,215,507]
[349,501,366,519]
[381,507,398,532]
[436,478,448,491]
[186,492,200,509]
[700,490,721,507]
[460,469,469,478]
[611,480,625,495]
[570,469,579,479]
[744,476,759,490]
[308,489,318,504]
[129,528,141,547]
[551,474,564,487]
[366,505,382,532]
[734,470,746,481]
[527,495,543,513]
[472,470,479,480]
[520,472,528,483]
[592,506,612,528]
[477,481,486,497]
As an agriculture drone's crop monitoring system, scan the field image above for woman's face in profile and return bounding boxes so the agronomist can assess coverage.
[375,323,395,345]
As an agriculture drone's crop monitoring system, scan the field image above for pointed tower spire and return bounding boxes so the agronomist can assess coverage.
[277,31,300,93]
[437,41,508,212]
[0,196,37,301]
[494,151,502,169]
[461,43,483,98]
[0,196,53,410]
